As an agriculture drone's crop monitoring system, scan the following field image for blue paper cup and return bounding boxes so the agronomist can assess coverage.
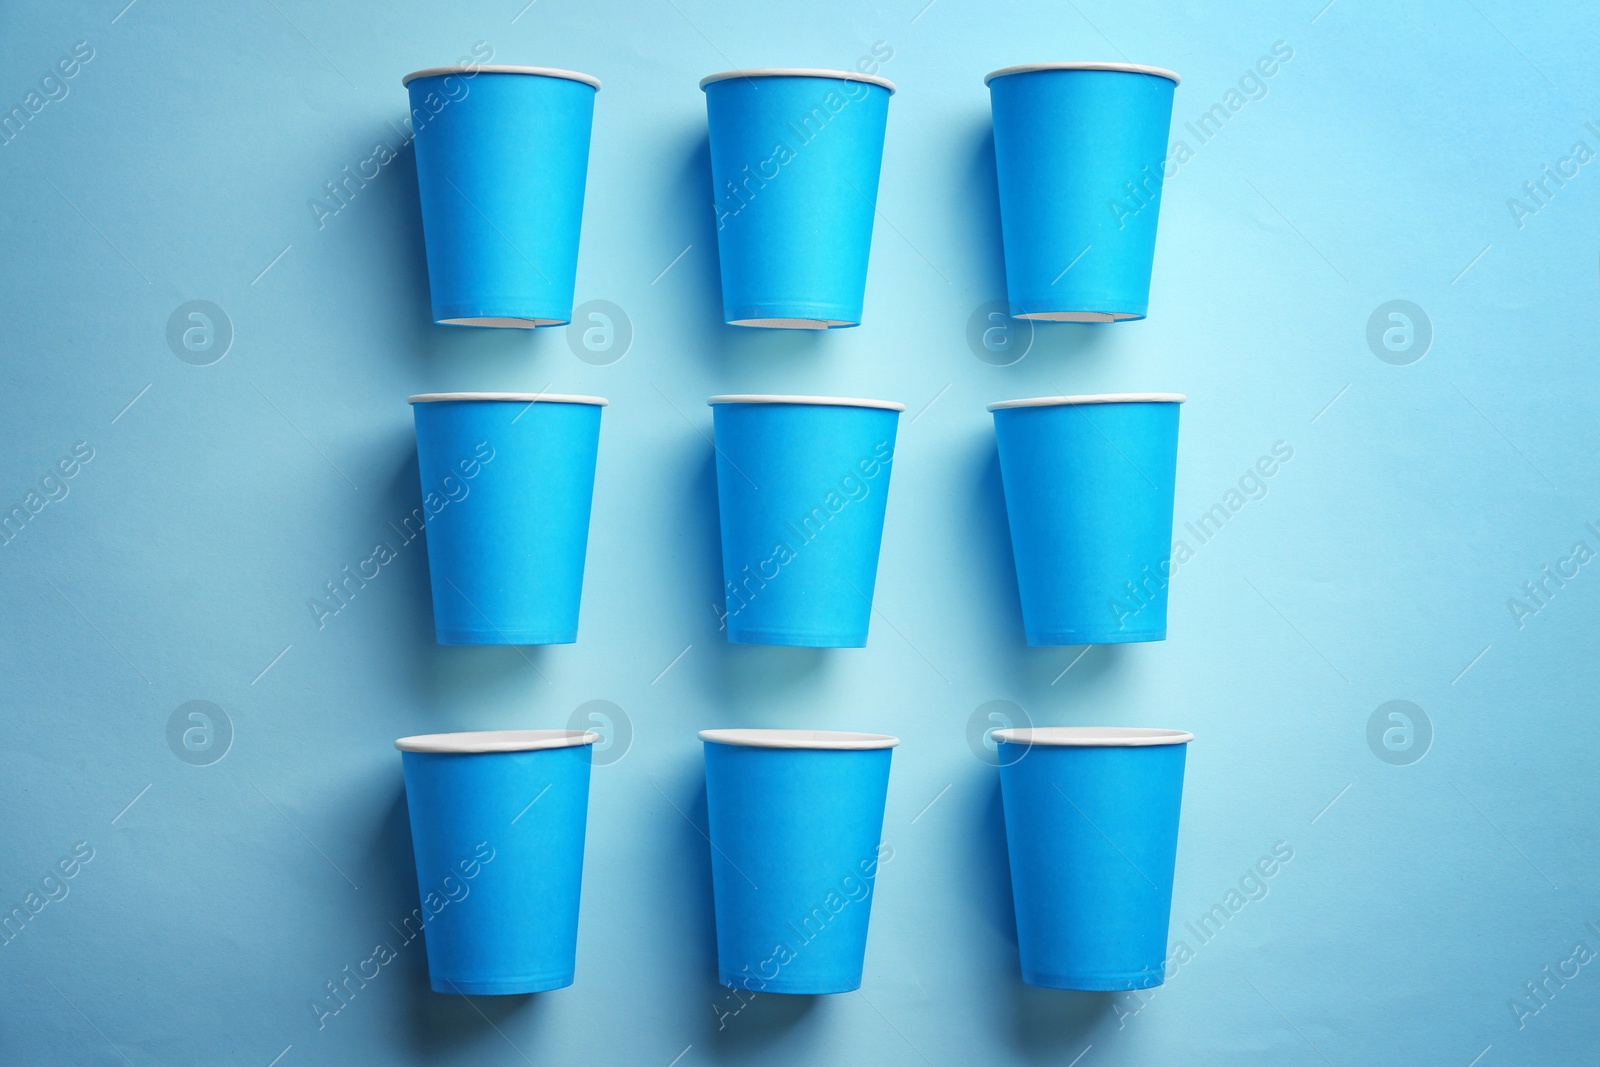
[990,393,1183,645]
[701,729,898,993]
[986,63,1180,322]
[403,65,599,328]
[396,729,598,994]
[410,392,606,645]
[994,727,1191,991]
[709,396,904,646]
[701,69,895,328]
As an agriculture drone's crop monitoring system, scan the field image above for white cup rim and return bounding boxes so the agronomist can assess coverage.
[395,729,599,753]
[984,62,1180,86]
[992,726,1193,747]
[708,394,906,412]
[988,392,1185,411]
[402,65,601,89]
[699,68,896,94]
[699,728,900,750]
[409,392,608,406]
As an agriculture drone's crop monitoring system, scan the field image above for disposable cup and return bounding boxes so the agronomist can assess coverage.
[701,729,897,993]
[986,63,1179,322]
[709,396,904,646]
[989,393,1183,645]
[396,730,597,994]
[404,66,599,327]
[994,727,1191,991]
[410,393,606,644]
[701,69,895,328]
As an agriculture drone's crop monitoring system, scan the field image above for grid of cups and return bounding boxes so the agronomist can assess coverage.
[394,60,1196,998]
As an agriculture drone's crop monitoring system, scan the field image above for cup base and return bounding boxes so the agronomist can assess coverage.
[1015,310,1141,323]
[728,317,854,330]
[722,301,860,329]
[721,973,862,995]
[1021,968,1165,992]
[436,628,578,646]
[727,627,867,648]
[1025,627,1165,647]
[432,972,575,996]
[437,316,566,329]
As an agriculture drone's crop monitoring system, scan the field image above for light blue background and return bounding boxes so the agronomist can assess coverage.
[3,0,1597,1064]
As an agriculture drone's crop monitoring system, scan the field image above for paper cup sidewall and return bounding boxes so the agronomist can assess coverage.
[996,741,1186,990]
[412,399,602,644]
[705,76,891,325]
[993,400,1179,644]
[711,402,901,646]
[400,745,594,993]
[988,69,1176,320]
[703,742,893,993]
[408,72,596,326]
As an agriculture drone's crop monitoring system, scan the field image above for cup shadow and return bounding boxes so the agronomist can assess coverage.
[1027,322,1120,363]
[689,446,724,627]
[364,787,423,941]
[658,766,824,1051]
[673,132,831,368]
[963,121,1116,363]
[382,140,435,348]
[400,971,546,1053]
[675,773,722,984]
[688,449,830,704]
[670,132,727,342]
[974,775,1114,1059]
[975,775,1017,947]
[970,439,1129,703]
[1006,987,1114,1060]
[678,770,823,1057]
[377,445,554,702]
[702,993,820,1060]
[381,445,440,665]
[353,787,547,1049]
[971,440,1025,641]
[963,123,1008,302]
[385,138,561,369]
